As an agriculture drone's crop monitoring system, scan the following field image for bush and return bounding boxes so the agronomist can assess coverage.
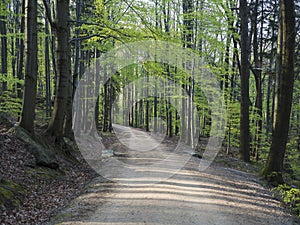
[273,184,300,217]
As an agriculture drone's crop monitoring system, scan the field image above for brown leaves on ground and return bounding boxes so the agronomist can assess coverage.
[0,123,97,225]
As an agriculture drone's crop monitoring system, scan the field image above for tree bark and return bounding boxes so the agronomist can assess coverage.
[262,0,296,184]
[239,0,251,162]
[72,0,82,97]
[46,0,70,140]
[63,24,73,139]
[182,0,193,143]
[0,8,8,94]
[17,0,25,99]
[251,0,263,161]
[19,0,38,134]
[44,1,51,118]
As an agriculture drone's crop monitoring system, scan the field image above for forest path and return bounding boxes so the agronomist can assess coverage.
[49,125,297,225]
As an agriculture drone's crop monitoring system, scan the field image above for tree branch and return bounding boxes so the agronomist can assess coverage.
[69,34,110,43]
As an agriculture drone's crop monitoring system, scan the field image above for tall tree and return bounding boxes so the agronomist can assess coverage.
[19,0,38,134]
[239,0,251,162]
[262,0,296,184]
[0,1,8,94]
[44,0,51,118]
[250,0,264,161]
[182,0,193,144]
[17,0,25,99]
[46,0,71,141]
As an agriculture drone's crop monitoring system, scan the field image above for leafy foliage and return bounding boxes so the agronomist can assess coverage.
[273,184,300,217]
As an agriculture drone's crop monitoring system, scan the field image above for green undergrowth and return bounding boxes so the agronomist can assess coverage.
[272,184,300,218]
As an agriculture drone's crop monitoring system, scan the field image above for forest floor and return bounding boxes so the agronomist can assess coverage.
[0,115,299,225]
[48,125,300,225]
[0,115,98,225]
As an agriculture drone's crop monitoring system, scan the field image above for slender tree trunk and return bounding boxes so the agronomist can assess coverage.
[266,0,279,137]
[182,0,193,143]
[231,28,239,101]
[187,78,192,144]
[266,10,276,136]
[154,93,158,132]
[17,0,25,99]
[11,0,20,94]
[139,99,143,128]
[262,0,296,184]
[108,80,113,132]
[145,76,150,132]
[266,72,272,136]
[63,24,73,139]
[0,10,8,94]
[50,3,57,98]
[44,3,51,118]
[239,0,251,162]
[93,50,101,133]
[134,82,138,128]
[103,81,108,132]
[73,0,82,97]
[251,0,263,161]
[19,0,38,134]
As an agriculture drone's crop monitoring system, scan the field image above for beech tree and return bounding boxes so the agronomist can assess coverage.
[19,0,38,134]
[239,0,251,162]
[46,0,71,141]
[261,0,296,184]
[0,2,7,94]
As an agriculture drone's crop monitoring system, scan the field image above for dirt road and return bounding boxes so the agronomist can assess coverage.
[49,125,298,225]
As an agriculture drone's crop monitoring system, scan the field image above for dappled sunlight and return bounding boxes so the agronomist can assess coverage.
[53,125,295,224]
[71,165,290,225]
[83,183,280,213]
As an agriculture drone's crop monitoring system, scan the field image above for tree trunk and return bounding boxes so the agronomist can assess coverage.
[265,2,278,137]
[261,0,296,184]
[19,0,38,134]
[182,0,193,143]
[0,10,8,94]
[239,0,251,162]
[44,2,51,118]
[102,82,108,132]
[72,0,82,97]
[17,0,25,99]
[63,25,73,139]
[145,76,150,132]
[251,0,263,161]
[46,0,70,140]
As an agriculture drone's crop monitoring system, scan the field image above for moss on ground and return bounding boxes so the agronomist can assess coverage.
[0,179,27,210]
